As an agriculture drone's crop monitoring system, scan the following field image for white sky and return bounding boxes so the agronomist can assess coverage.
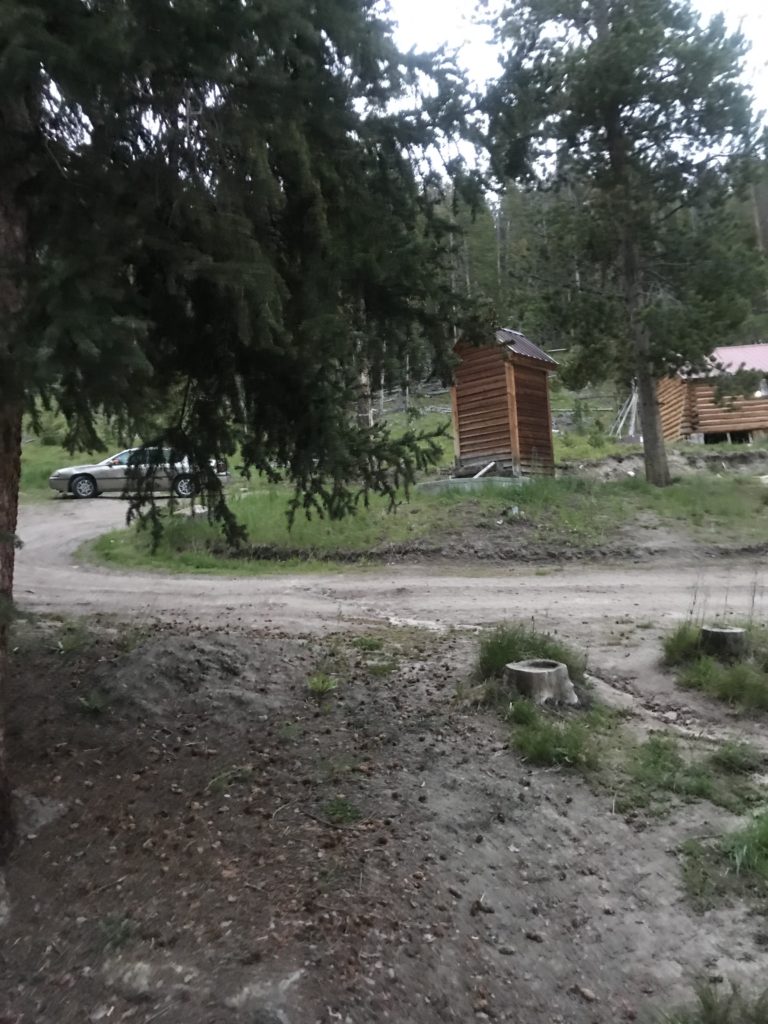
[388,0,768,118]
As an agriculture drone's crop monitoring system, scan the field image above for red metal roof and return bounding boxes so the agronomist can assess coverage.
[495,328,558,367]
[711,344,768,374]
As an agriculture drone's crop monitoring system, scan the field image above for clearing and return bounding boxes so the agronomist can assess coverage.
[4,494,768,1022]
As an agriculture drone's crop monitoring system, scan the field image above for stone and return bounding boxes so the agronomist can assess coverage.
[571,985,598,1003]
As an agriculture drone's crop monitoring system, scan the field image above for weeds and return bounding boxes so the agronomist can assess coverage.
[663,622,702,666]
[322,797,361,825]
[617,735,763,815]
[55,618,94,655]
[664,620,768,711]
[662,982,768,1023]
[76,690,110,716]
[477,622,587,684]
[710,741,765,775]
[351,636,384,653]
[683,812,768,910]
[722,812,768,880]
[307,673,338,697]
[680,657,768,710]
[206,764,255,793]
[508,701,599,770]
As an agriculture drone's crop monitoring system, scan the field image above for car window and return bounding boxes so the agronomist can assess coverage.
[109,451,133,466]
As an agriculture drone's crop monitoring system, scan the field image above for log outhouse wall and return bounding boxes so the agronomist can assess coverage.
[451,337,556,476]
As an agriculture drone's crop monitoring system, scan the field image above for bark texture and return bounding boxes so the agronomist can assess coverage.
[0,162,28,861]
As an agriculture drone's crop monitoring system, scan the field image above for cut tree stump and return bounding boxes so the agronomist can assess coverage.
[700,626,747,661]
[503,659,579,706]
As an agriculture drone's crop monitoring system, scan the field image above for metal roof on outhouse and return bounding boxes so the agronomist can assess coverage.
[495,328,558,367]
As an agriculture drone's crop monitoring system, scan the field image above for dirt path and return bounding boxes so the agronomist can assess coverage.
[15,499,768,648]
[6,502,768,1022]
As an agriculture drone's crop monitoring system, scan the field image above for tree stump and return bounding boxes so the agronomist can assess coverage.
[503,659,579,706]
[700,626,747,661]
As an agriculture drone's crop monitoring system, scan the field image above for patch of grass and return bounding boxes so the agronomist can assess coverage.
[276,721,301,743]
[680,657,768,711]
[665,621,768,711]
[683,812,768,910]
[662,982,768,1023]
[710,740,765,775]
[307,673,338,696]
[20,440,108,501]
[206,764,255,794]
[322,797,362,825]
[97,915,135,951]
[722,811,768,881]
[554,433,632,461]
[351,636,385,653]
[84,470,768,576]
[663,622,702,666]
[476,622,587,684]
[53,617,96,655]
[76,690,110,716]
[508,702,600,771]
[616,735,763,815]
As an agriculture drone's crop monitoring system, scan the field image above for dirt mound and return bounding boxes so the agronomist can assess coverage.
[94,634,310,720]
[559,446,768,481]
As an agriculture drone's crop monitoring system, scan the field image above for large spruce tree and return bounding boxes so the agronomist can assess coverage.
[0,1,473,859]
[485,0,764,485]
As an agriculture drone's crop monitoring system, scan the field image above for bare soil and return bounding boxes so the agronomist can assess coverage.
[4,500,768,1022]
[3,612,768,1024]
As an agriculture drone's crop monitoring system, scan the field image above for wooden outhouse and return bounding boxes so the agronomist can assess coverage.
[658,344,768,443]
[450,328,558,476]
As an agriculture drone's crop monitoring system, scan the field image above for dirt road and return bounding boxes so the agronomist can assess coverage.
[7,500,768,1023]
[15,498,768,650]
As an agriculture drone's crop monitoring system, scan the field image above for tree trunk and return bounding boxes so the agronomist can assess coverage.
[624,238,671,486]
[0,175,28,862]
[0,403,21,864]
[635,357,671,486]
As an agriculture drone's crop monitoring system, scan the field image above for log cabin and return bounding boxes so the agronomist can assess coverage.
[657,343,768,444]
[450,329,558,476]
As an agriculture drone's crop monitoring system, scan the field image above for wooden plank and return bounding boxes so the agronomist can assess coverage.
[449,386,460,462]
[505,360,521,465]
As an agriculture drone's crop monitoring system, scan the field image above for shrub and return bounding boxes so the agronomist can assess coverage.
[662,982,768,1024]
[663,622,701,666]
[510,705,598,770]
[476,622,586,684]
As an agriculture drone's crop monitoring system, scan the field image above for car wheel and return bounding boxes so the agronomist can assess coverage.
[70,475,98,499]
[172,474,197,499]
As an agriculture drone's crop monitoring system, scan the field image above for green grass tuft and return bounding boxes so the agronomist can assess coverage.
[476,622,587,684]
[508,703,599,770]
[710,741,765,775]
[683,812,768,910]
[680,657,768,711]
[722,812,768,880]
[665,620,768,711]
[322,798,361,825]
[663,622,702,666]
[662,982,768,1024]
[307,673,338,696]
[351,636,385,653]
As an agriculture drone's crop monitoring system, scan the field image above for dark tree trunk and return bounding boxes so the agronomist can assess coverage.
[0,402,21,864]
[623,234,671,487]
[0,176,28,862]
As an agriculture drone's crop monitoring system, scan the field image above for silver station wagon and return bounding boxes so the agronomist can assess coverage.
[48,448,228,499]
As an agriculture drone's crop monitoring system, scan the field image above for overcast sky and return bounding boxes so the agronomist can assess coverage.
[388,0,768,117]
